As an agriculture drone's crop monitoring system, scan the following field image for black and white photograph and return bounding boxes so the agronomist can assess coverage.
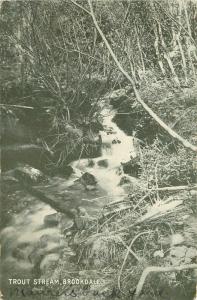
[0,0,197,299]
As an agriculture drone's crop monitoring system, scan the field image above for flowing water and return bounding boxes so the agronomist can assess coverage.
[72,107,136,198]
[1,106,196,300]
[0,106,136,296]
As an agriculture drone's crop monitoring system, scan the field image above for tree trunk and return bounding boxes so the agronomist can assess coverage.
[153,25,166,76]
[135,25,146,74]
[157,23,180,86]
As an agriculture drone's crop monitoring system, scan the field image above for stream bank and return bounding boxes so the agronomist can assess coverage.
[1,85,197,300]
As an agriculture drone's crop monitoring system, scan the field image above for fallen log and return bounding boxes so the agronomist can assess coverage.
[23,184,75,218]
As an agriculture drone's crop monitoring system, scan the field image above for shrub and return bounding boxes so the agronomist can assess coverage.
[139,140,196,187]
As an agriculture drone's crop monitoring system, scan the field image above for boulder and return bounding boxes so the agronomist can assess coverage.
[88,160,95,167]
[44,213,59,227]
[80,172,97,188]
[14,164,47,185]
[112,139,121,144]
[86,185,97,191]
[119,175,132,186]
[107,88,129,108]
[62,220,74,234]
[55,165,74,178]
[40,234,60,245]
[121,158,141,178]
[12,247,26,261]
[97,159,108,168]
[73,207,94,229]
[119,175,146,194]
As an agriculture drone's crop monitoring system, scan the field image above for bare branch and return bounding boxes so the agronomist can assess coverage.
[134,264,197,299]
[70,0,90,15]
[0,104,34,110]
[118,231,150,290]
[155,185,197,192]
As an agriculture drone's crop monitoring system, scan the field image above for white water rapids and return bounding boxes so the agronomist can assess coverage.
[71,107,136,199]
[1,106,136,291]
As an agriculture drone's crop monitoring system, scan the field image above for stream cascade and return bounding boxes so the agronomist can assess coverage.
[0,104,137,293]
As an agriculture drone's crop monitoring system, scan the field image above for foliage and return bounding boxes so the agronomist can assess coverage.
[1,1,197,298]
[1,0,197,158]
[139,139,196,187]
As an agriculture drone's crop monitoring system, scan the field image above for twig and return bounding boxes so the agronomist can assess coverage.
[132,191,152,213]
[117,236,141,262]
[82,195,109,202]
[154,163,159,201]
[87,0,197,152]
[155,185,197,192]
[170,107,193,129]
[70,0,91,15]
[118,231,150,290]
[105,196,129,206]
[76,143,85,167]
[0,104,34,109]
[134,264,197,299]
